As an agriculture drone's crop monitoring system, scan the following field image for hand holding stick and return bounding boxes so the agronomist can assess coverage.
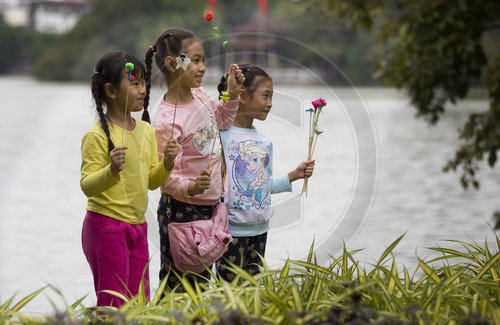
[110,146,127,178]
[163,138,179,171]
[188,169,212,196]
[289,160,315,183]
[226,64,245,100]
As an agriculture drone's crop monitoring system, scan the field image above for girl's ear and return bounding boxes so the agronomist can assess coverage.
[164,56,177,72]
[104,83,116,100]
[239,89,250,105]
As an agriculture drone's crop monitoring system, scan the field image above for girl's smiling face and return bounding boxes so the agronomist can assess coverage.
[106,68,146,115]
[115,69,146,113]
[179,39,206,88]
[238,78,273,124]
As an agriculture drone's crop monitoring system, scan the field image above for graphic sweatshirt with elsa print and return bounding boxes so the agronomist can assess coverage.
[220,126,292,237]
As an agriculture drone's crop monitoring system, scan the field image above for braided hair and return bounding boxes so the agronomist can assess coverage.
[217,64,272,99]
[144,28,196,111]
[91,51,147,152]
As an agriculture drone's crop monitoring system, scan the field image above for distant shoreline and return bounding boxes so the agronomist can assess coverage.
[0,74,489,99]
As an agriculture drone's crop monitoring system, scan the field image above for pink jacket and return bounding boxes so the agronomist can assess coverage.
[153,87,238,205]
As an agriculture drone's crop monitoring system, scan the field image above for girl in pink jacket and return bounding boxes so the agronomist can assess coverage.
[144,28,244,290]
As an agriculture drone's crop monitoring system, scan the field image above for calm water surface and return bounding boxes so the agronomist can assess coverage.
[0,76,498,314]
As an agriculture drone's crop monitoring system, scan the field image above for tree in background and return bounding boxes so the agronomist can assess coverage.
[31,0,207,81]
[0,17,56,74]
[273,0,376,84]
[327,0,500,227]
[26,0,375,84]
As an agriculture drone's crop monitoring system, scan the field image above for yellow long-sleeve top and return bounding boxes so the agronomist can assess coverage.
[80,119,172,225]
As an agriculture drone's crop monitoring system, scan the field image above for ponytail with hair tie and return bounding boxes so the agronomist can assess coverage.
[143,28,196,122]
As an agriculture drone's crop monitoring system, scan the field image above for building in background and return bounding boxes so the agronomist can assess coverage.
[0,0,92,34]
[0,0,28,26]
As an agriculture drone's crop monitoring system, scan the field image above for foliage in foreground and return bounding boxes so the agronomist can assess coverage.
[2,234,500,324]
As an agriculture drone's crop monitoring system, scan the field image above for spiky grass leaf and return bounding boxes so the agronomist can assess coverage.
[307,238,315,264]
[432,291,443,322]
[252,284,261,314]
[289,260,335,278]
[476,251,500,279]
[387,258,397,295]
[4,311,39,324]
[70,294,88,310]
[100,290,129,304]
[152,276,169,305]
[135,314,175,322]
[279,259,290,284]
[0,295,15,312]
[224,263,260,287]
[418,258,441,283]
[453,240,486,266]
[177,277,200,304]
[11,286,46,312]
[290,282,303,313]
[427,247,473,262]
[376,233,405,266]
[376,264,411,302]
[222,280,238,310]
[403,266,412,291]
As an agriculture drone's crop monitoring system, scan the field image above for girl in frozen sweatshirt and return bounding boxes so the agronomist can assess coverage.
[215,64,315,281]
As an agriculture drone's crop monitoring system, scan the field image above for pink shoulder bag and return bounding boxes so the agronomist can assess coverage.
[167,200,232,273]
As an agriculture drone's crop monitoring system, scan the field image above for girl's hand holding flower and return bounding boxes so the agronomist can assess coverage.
[110,146,128,177]
[163,138,179,171]
[226,64,245,100]
[188,169,212,196]
[289,160,315,182]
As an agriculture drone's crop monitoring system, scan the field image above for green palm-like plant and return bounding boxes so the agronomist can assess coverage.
[3,233,499,324]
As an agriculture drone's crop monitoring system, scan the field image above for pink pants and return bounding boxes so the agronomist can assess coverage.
[82,211,150,307]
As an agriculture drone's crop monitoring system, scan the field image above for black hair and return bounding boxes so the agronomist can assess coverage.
[91,51,147,152]
[144,28,197,110]
[217,64,272,98]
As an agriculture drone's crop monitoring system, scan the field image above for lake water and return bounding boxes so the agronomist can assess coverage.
[1,76,498,314]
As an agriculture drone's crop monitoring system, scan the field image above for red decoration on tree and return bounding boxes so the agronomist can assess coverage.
[204,12,213,21]
[258,0,268,17]
[207,0,217,10]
